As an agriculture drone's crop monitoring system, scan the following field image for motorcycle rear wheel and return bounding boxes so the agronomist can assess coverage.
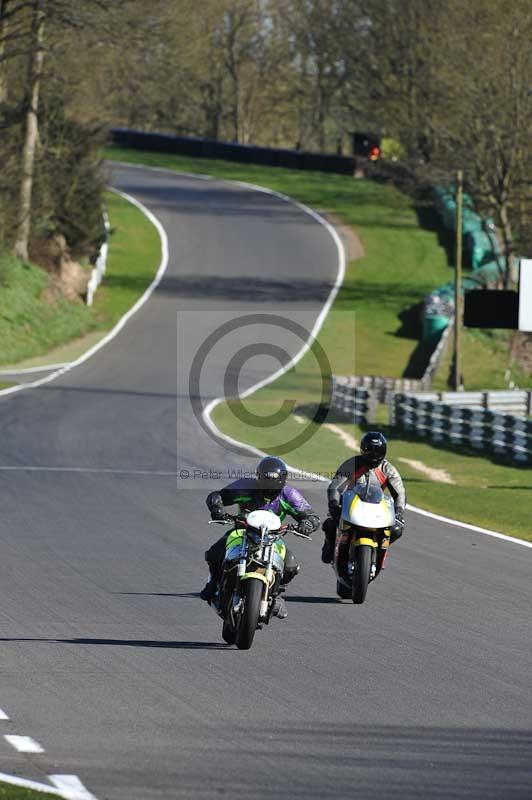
[352,545,372,604]
[236,578,263,650]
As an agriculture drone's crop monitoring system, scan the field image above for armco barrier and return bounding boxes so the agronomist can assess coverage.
[86,208,110,306]
[337,374,429,404]
[393,393,532,463]
[110,128,357,176]
[401,389,532,416]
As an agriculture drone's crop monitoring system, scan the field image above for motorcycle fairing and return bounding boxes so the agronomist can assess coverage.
[224,529,286,569]
[355,536,378,548]
[240,570,270,585]
[341,480,395,530]
[225,528,246,561]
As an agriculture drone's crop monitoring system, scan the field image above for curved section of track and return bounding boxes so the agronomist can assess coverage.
[0,164,530,800]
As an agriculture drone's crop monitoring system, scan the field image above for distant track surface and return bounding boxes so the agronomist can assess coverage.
[0,163,530,800]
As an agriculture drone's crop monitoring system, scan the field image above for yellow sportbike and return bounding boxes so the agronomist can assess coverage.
[209,510,311,650]
[333,478,395,604]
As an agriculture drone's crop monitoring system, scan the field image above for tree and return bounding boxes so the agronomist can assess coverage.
[280,0,357,151]
[427,0,532,286]
[13,0,45,260]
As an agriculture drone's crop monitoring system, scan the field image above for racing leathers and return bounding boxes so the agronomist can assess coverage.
[322,456,406,563]
[202,477,320,601]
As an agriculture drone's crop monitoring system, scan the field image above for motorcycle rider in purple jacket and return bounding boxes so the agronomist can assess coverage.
[200,456,320,618]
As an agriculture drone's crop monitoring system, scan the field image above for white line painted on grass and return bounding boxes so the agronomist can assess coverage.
[49,775,98,800]
[0,187,169,401]
[0,710,9,720]
[4,734,44,753]
[324,423,359,450]
[399,456,455,485]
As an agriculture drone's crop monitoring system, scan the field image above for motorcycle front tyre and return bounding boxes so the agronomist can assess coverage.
[236,577,263,650]
[336,580,351,600]
[222,619,236,645]
[352,544,372,604]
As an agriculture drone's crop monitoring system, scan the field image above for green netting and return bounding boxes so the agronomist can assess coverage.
[422,187,506,341]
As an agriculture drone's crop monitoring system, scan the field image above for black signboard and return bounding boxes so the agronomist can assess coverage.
[463,290,519,328]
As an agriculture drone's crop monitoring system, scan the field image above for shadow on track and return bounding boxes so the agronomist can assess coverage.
[115,591,201,598]
[104,273,333,303]
[285,595,341,604]
[0,637,229,650]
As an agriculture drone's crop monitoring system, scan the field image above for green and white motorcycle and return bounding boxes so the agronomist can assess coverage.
[209,510,311,650]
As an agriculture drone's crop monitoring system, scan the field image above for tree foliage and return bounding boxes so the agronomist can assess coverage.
[0,0,530,277]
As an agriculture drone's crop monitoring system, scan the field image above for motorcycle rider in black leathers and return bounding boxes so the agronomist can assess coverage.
[321,431,406,564]
[201,456,320,618]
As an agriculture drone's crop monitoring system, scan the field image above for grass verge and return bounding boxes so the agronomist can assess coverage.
[0,190,160,368]
[215,398,531,540]
[0,783,57,799]
[433,327,529,390]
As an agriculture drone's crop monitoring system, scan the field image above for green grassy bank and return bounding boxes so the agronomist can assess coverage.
[0,190,160,367]
[0,783,56,799]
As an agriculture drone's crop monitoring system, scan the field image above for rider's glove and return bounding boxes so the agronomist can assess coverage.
[297,518,315,536]
[328,501,341,522]
[210,506,228,522]
[390,510,405,543]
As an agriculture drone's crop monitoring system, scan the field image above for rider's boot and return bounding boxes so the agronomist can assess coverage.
[272,596,288,619]
[200,556,220,603]
[321,517,336,564]
[321,539,334,564]
[199,573,218,603]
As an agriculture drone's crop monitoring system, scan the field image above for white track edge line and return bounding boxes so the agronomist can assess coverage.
[49,775,98,800]
[404,503,532,548]
[4,734,44,753]
[0,709,9,720]
[0,771,66,797]
[0,188,169,400]
[0,363,70,375]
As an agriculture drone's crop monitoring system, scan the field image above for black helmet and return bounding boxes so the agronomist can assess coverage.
[256,456,288,497]
[360,431,387,467]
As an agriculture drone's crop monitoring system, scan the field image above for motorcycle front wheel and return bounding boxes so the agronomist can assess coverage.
[352,544,372,604]
[222,619,236,645]
[236,578,263,650]
[336,580,351,600]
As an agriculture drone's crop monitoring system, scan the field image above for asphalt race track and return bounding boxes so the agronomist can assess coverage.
[0,163,531,800]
